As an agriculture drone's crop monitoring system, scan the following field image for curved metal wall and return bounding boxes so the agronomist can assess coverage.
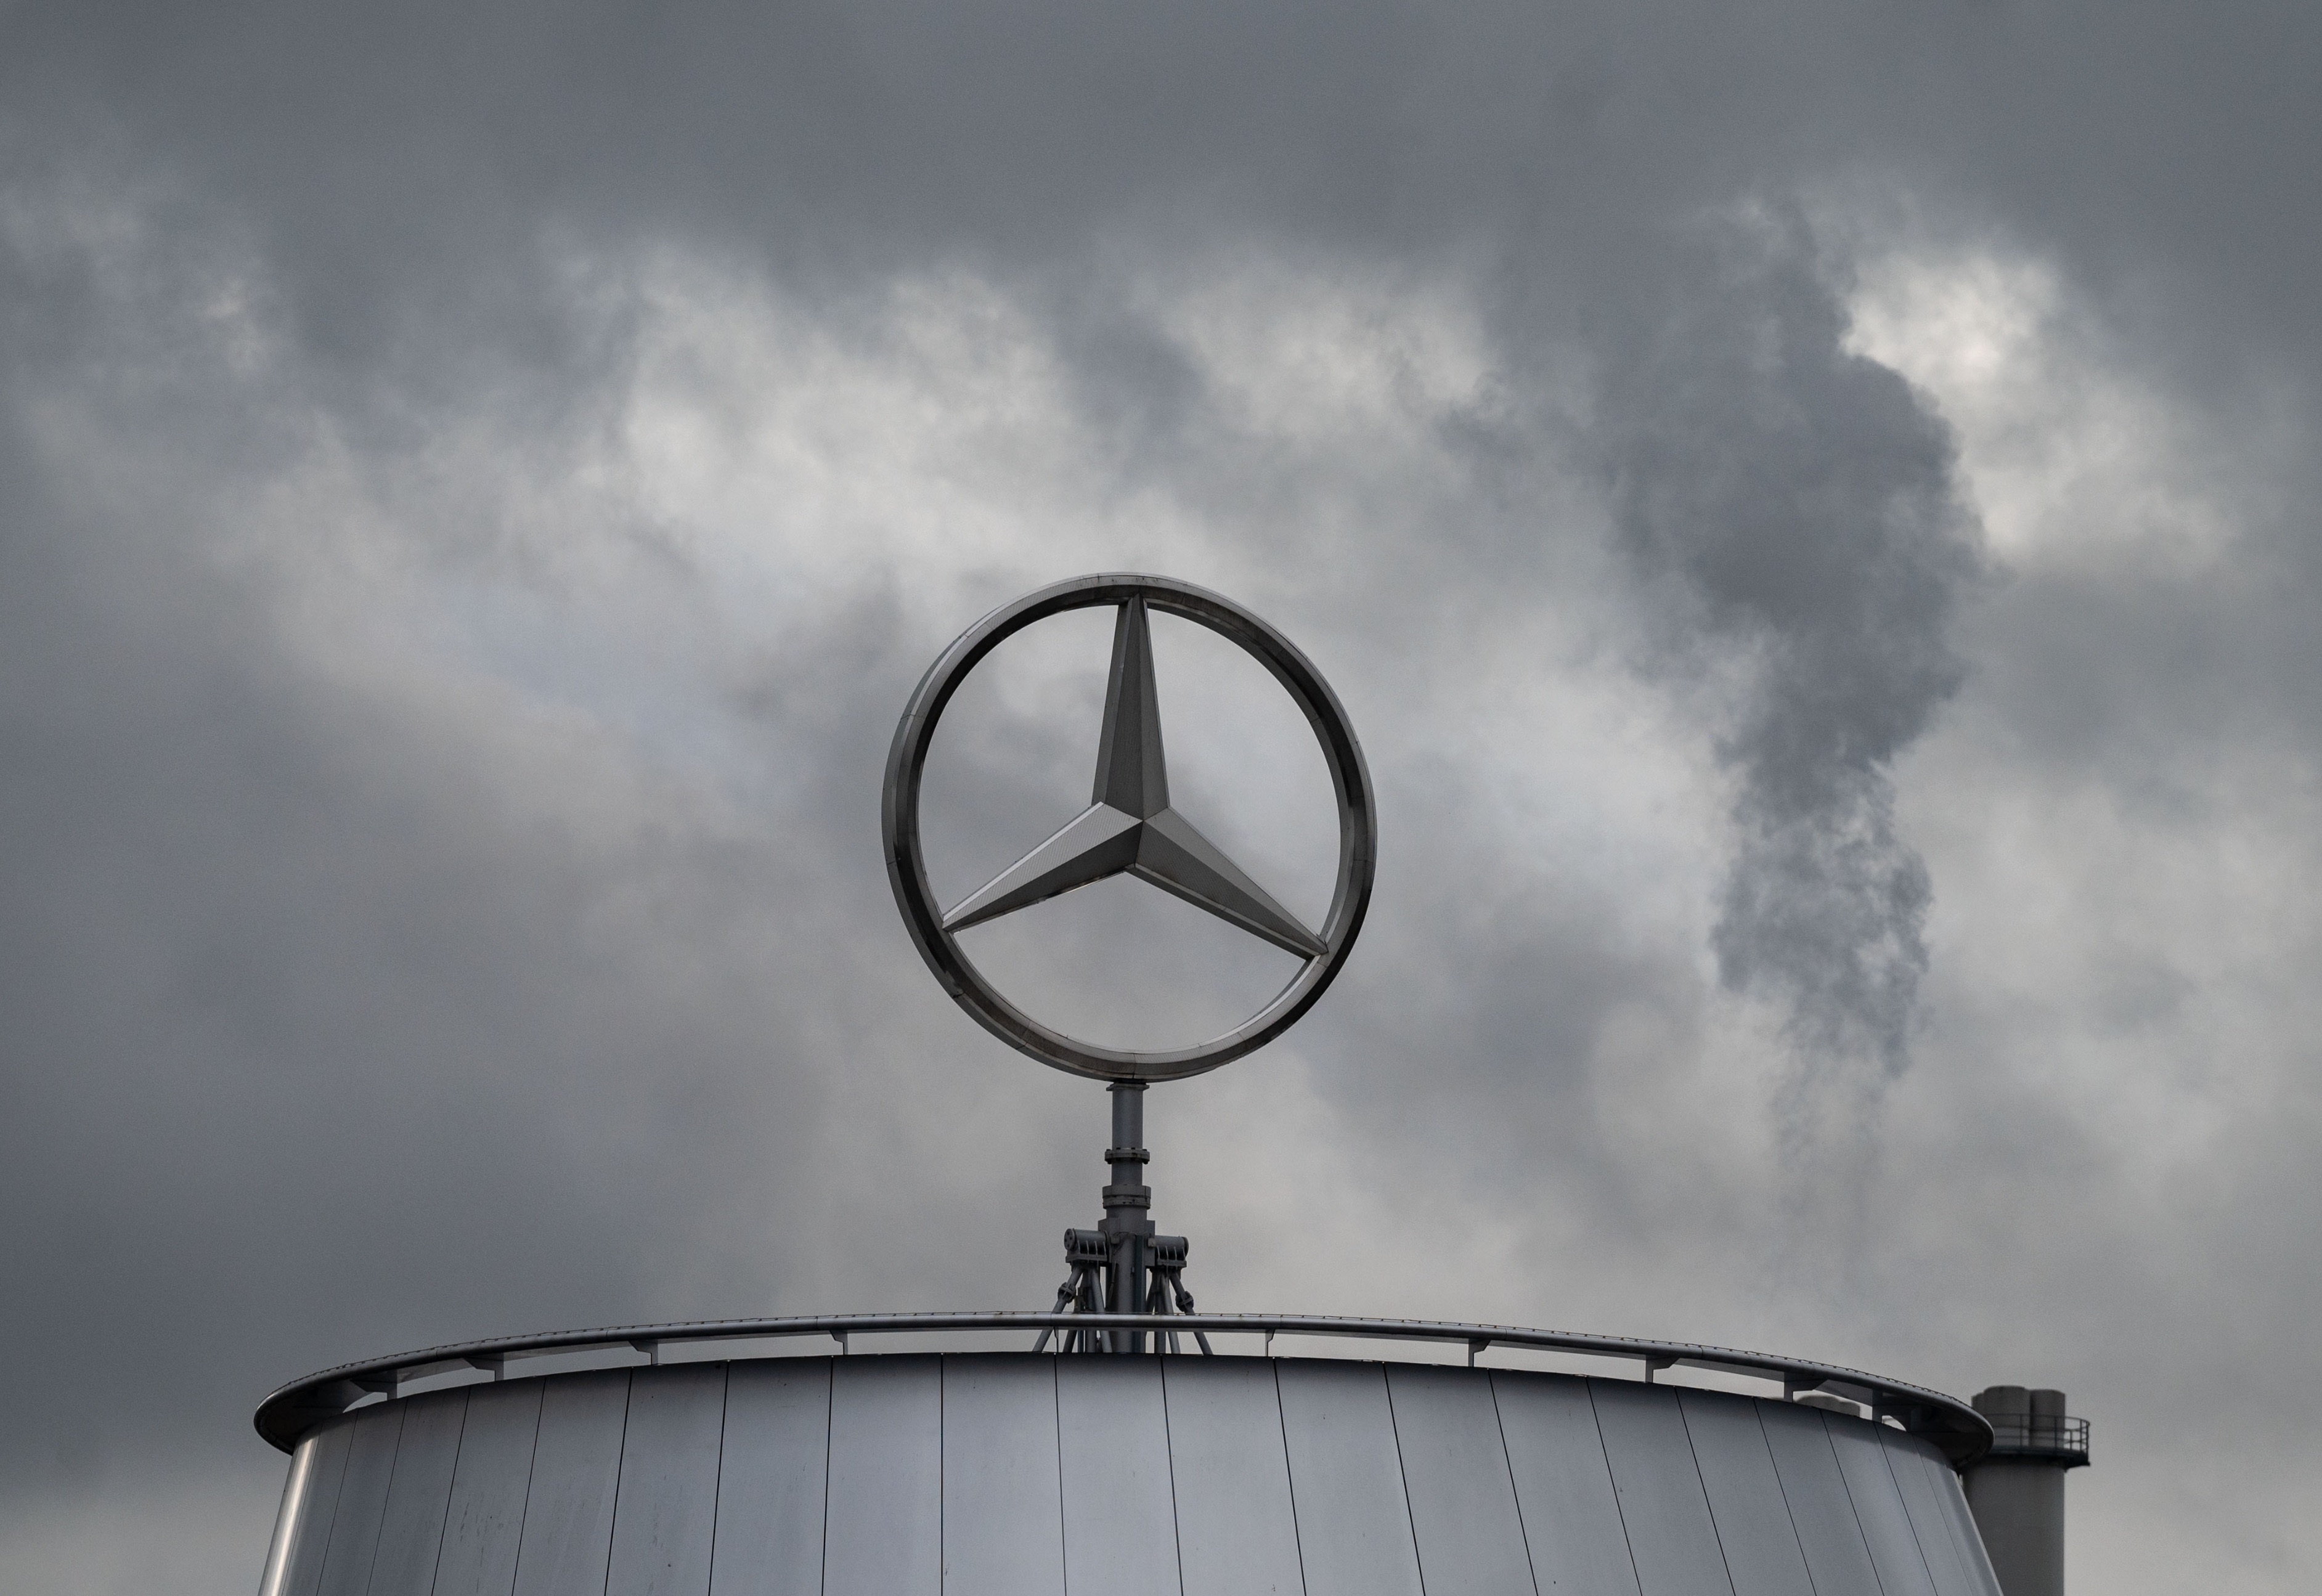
[258,1353,2001,1596]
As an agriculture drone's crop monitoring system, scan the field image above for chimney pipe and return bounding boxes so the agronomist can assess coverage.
[1963,1385,2089,1596]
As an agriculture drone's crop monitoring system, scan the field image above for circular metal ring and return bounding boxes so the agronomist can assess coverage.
[882,573,1376,1081]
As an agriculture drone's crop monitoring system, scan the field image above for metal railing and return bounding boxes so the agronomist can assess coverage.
[254,1309,1994,1464]
[1980,1414,2090,1462]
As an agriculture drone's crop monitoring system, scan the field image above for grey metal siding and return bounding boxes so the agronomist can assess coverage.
[1162,1357,1306,1596]
[315,1403,406,1596]
[1385,1363,1535,1596]
[432,1381,544,1596]
[1923,1447,2005,1596]
[1275,1359,1425,1596]
[369,1391,468,1596]
[1881,1432,1992,1596]
[1492,1369,1640,1596]
[943,1354,1066,1596]
[260,1353,2000,1596]
[1755,1399,1881,1596]
[604,1364,726,1596]
[1825,1414,1937,1596]
[820,1354,941,1596]
[706,1361,829,1596]
[1677,1391,1811,1596]
[277,1417,357,1596]
[1589,1381,1732,1596]
[1057,1354,1182,1596]
[509,1370,630,1596]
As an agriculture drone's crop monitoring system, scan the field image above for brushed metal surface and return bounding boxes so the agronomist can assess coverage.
[1753,1401,1881,1596]
[1676,1390,1810,1596]
[256,1346,1989,1596]
[605,1364,728,1596]
[1057,1354,1181,1596]
[707,1361,831,1596]
[1275,1359,1424,1596]
[316,1403,405,1596]
[432,1380,544,1596]
[1823,1415,1936,1596]
[1491,1370,1640,1596]
[1588,1380,1732,1596]
[942,1356,1065,1596]
[1883,1432,1995,1596]
[275,1418,356,1596]
[822,1354,942,1596]
[367,1389,468,1596]
[1883,1435,1965,1596]
[1926,1449,2005,1596]
[1160,1356,1305,1596]
[1385,1364,1534,1596]
[510,1370,631,1596]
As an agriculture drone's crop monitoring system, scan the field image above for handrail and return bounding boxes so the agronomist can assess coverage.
[1980,1414,2090,1464]
[253,1309,1994,1464]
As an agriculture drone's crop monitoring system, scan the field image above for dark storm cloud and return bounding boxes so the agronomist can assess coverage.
[3,2,2320,1592]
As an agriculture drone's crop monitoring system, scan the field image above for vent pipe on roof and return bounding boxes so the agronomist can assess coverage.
[1963,1385,2090,1596]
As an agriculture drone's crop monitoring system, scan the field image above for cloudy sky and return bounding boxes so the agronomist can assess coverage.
[3,2,2317,1591]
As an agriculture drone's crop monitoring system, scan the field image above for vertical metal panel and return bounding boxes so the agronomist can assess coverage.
[1925,1454,2005,1596]
[1160,1356,1305,1596]
[509,1371,632,1596]
[1383,1364,1533,1596]
[1491,1370,1640,1596]
[272,1418,357,1596]
[1822,1416,1936,1596]
[605,1365,728,1596]
[708,1360,832,1596]
[1881,1436,1967,1596]
[368,1390,469,1596]
[1057,1354,1181,1596]
[1587,1380,1732,1596]
[1674,1391,1809,1596]
[1274,1359,1423,1596]
[822,1354,941,1596]
[1753,1401,1880,1596]
[317,1404,407,1596]
[1881,1433,1995,1596]
[942,1354,1065,1596]
[434,1381,545,1596]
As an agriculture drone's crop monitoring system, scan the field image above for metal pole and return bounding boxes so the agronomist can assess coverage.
[1102,1083,1154,1353]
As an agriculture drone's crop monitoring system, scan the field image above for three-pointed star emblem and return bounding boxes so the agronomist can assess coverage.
[943,598,1328,959]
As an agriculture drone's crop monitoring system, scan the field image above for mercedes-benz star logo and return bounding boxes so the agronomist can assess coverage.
[884,574,1377,1081]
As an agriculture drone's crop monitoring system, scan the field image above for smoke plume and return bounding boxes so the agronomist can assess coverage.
[1599,212,1982,1088]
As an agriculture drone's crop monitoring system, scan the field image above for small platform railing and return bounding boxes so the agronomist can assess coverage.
[1980,1413,2090,1464]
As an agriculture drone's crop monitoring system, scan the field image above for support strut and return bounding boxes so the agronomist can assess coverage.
[1033,1083,1212,1355]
